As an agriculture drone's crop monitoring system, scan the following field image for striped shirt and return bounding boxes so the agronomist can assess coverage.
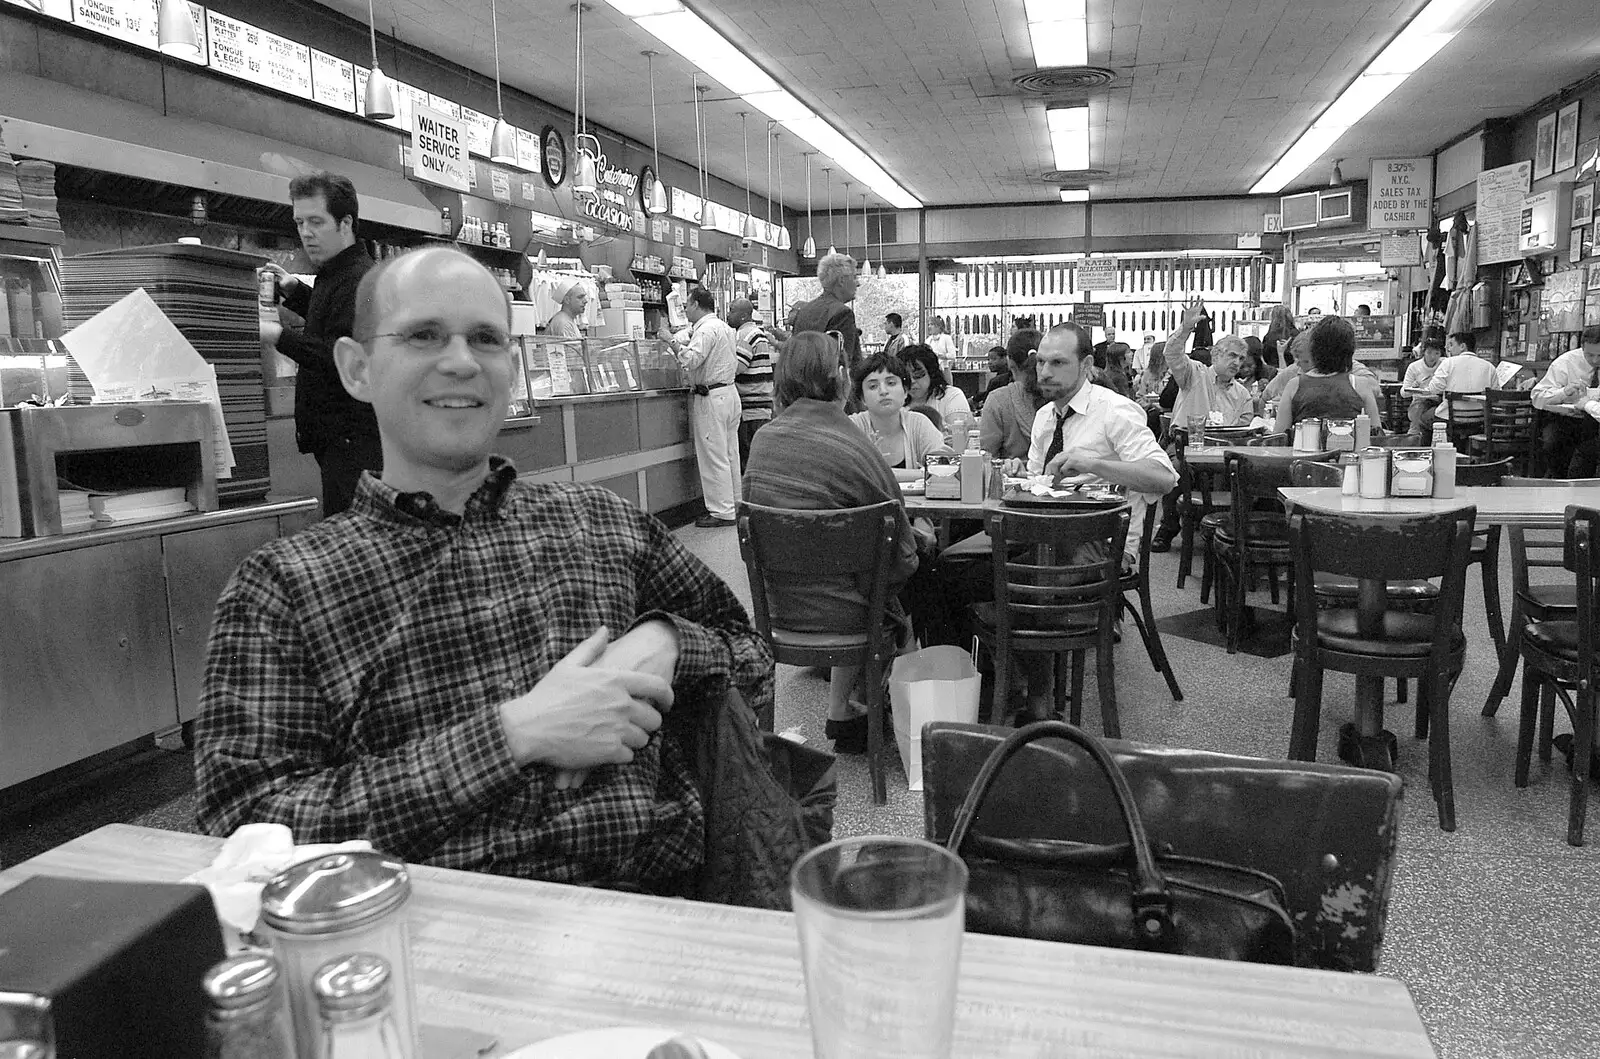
[735,321,774,422]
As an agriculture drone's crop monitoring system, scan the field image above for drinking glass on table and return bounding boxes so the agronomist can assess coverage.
[790,836,968,1059]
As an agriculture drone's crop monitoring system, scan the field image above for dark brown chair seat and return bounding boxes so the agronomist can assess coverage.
[1522,619,1580,660]
[1312,575,1437,602]
[770,628,872,649]
[1315,610,1467,658]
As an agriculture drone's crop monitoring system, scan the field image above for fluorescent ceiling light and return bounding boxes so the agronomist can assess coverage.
[954,248,1258,265]
[1059,188,1089,202]
[1046,105,1089,172]
[1024,0,1087,67]
[1249,0,1494,194]
[621,6,921,208]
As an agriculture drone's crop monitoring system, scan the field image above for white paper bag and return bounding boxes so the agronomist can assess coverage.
[890,646,981,791]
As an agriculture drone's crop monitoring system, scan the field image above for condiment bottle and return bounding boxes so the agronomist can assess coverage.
[1340,453,1360,496]
[1359,447,1389,499]
[960,430,985,504]
[1354,411,1371,450]
[202,953,296,1059]
[261,852,418,1059]
[1432,422,1456,498]
[312,954,410,1059]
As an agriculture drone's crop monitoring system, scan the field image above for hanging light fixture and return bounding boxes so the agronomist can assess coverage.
[764,121,774,246]
[487,0,516,163]
[692,76,709,227]
[773,131,791,251]
[877,206,887,279]
[572,1,599,196]
[823,167,835,257]
[739,112,760,244]
[801,152,816,259]
[645,50,669,215]
[859,193,871,277]
[841,180,852,259]
[361,0,396,119]
[157,0,202,60]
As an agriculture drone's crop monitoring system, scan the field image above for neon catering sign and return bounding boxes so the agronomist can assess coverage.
[576,152,640,232]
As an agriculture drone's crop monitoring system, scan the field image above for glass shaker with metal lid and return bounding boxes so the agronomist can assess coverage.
[261,852,417,1059]
[312,954,409,1059]
[202,953,295,1059]
[0,995,53,1059]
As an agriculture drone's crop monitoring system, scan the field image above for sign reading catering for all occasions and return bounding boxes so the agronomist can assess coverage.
[1075,257,1118,291]
[1477,160,1534,265]
[1367,157,1434,230]
[309,49,356,112]
[409,104,469,192]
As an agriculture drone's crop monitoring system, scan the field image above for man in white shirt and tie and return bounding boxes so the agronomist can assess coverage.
[1531,324,1600,477]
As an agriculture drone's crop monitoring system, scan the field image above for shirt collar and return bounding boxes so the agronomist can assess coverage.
[350,456,520,528]
[1057,382,1094,418]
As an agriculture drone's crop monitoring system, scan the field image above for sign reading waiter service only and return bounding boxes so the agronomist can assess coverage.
[411,104,469,192]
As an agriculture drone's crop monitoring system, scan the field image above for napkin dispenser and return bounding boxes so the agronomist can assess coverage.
[923,454,962,500]
[1323,418,1356,451]
[0,876,225,1059]
[1389,449,1436,497]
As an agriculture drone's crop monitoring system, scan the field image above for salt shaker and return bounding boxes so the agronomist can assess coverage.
[202,953,295,1059]
[1339,453,1360,496]
[261,852,417,1059]
[313,954,410,1059]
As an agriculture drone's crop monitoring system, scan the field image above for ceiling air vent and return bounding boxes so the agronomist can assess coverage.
[1012,67,1118,94]
[1044,169,1110,182]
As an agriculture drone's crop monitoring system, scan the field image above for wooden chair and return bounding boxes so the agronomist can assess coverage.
[1469,390,1536,474]
[1379,382,1410,435]
[977,506,1129,736]
[920,722,1404,972]
[1211,451,1300,654]
[1170,428,1227,590]
[1514,504,1600,846]
[1287,506,1476,831]
[1456,457,1514,659]
[1122,502,1184,701]
[1482,478,1600,726]
[737,500,901,804]
[1441,391,1485,449]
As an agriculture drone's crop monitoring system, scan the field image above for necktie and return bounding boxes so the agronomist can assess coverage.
[1043,406,1076,466]
[1590,364,1597,389]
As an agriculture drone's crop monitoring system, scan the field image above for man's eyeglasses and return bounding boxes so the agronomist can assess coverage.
[368,325,513,355]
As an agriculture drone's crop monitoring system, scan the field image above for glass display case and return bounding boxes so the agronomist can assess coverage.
[0,229,69,406]
[519,336,686,400]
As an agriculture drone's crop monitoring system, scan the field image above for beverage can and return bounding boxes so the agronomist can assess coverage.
[258,268,278,306]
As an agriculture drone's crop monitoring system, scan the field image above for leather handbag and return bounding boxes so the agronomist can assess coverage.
[945,721,1297,965]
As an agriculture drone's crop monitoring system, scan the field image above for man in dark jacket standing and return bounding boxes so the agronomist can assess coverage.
[791,252,861,370]
[261,172,379,516]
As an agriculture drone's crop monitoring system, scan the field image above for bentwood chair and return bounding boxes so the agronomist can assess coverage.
[1211,451,1304,654]
[1122,502,1184,701]
[737,500,901,804]
[1380,382,1410,435]
[1469,390,1536,475]
[976,506,1129,737]
[1171,428,1227,590]
[1514,504,1600,846]
[1455,457,1515,659]
[1288,506,1476,831]
[1442,391,1485,449]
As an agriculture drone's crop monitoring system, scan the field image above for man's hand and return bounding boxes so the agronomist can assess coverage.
[1044,451,1101,481]
[498,627,671,772]
[1001,457,1028,477]
[1179,298,1207,332]
[260,319,283,347]
[260,262,299,296]
[550,621,679,790]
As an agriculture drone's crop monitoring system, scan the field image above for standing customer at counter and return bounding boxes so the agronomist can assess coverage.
[196,247,780,896]
[260,172,379,516]
[1530,323,1600,476]
[660,288,742,528]
[728,297,774,465]
[791,252,862,370]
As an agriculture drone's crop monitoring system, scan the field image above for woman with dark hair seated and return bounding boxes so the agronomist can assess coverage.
[900,342,972,426]
[743,332,921,753]
[1239,336,1277,387]
[1272,315,1383,436]
[849,351,953,482]
[1097,342,1134,398]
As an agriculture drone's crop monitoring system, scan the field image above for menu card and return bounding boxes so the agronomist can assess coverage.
[310,49,356,112]
[1477,161,1533,265]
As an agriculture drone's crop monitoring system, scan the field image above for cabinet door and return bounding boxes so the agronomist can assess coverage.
[163,519,278,723]
[0,538,175,787]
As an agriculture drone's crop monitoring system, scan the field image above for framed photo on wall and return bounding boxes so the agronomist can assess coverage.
[1573,183,1596,227]
[1556,101,1581,173]
[1535,112,1557,180]
[1580,137,1600,180]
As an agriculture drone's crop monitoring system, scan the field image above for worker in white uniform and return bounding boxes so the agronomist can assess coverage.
[659,288,741,527]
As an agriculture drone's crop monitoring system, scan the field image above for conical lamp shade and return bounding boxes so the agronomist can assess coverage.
[878,263,887,280]
[363,65,397,120]
[827,244,837,257]
[489,118,517,164]
[777,227,791,251]
[157,0,202,59]
[802,235,816,259]
[573,150,598,196]
[859,257,871,277]
[742,213,760,241]
[648,178,669,216]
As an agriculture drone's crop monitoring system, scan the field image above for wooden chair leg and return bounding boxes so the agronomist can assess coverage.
[1429,671,1456,832]
[992,638,1010,726]
[1225,550,1246,655]
[1069,650,1086,727]
[1396,677,1408,704]
[1415,679,1430,739]
[1177,509,1196,589]
[1478,530,1505,657]
[1515,665,1540,788]
[1539,683,1557,762]
[1198,533,1215,603]
[1289,648,1324,760]
[865,656,887,806]
[1130,582,1184,701]
[1483,599,1523,716]
[1053,652,1068,721]
[1569,682,1594,846]
[1096,637,1121,739]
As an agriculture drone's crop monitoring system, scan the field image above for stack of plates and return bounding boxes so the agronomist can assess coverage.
[16,161,60,232]
[60,244,271,506]
[0,129,25,224]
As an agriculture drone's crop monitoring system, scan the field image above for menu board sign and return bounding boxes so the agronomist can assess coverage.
[1477,160,1533,265]
[1367,157,1433,230]
[515,128,540,173]
[409,104,469,192]
[259,29,312,99]
[206,12,308,98]
[5,0,72,18]
[74,0,207,64]
[309,50,355,113]
[460,108,495,158]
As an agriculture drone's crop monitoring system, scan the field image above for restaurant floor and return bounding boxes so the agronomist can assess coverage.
[4,523,1596,1057]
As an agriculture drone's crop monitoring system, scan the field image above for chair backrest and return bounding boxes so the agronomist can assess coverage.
[1375,433,1422,448]
[1379,382,1409,434]
[1566,505,1600,675]
[1499,478,1600,595]
[1291,458,1343,488]
[736,499,901,643]
[1455,456,1514,487]
[1484,389,1534,450]
[1445,390,1483,422]
[1225,450,1301,535]
[920,722,1404,972]
[984,506,1129,641]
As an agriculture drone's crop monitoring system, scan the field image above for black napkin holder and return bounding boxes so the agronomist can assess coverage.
[0,876,224,1059]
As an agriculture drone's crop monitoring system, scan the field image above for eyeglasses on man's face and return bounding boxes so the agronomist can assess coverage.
[368,324,514,356]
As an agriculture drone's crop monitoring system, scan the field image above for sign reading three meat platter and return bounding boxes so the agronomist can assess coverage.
[410,104,470,193]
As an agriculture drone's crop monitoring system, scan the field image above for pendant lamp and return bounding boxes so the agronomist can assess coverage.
[801,152,816,259]
[774,132,791,251]
[645,51,669,215]
[361,0,396,120]
[157,0,202,60]
[823,167,835,257]
[739,113,760,243]
[572,1,599,196]
[859,194,871,277]
[841,180,852,259]
[877,207,887,279]
[488,0,516,164]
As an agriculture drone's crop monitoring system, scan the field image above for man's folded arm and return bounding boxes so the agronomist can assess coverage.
[194,561,526,859]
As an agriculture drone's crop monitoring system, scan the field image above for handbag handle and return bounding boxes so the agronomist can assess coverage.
[944,721,1175,945]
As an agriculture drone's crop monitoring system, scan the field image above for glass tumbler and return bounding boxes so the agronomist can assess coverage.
[790,837,968,1059]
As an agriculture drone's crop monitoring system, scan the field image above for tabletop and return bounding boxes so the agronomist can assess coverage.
[1279,485,1600,527]
[0,824,1437,1058]
[1184,445,1329,469]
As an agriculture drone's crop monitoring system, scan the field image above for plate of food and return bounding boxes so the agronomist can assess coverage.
[503,1028,741,1059]
[1002,486,1125,510]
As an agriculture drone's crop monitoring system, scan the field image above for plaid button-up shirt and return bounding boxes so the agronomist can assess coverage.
[195,459,773,888]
